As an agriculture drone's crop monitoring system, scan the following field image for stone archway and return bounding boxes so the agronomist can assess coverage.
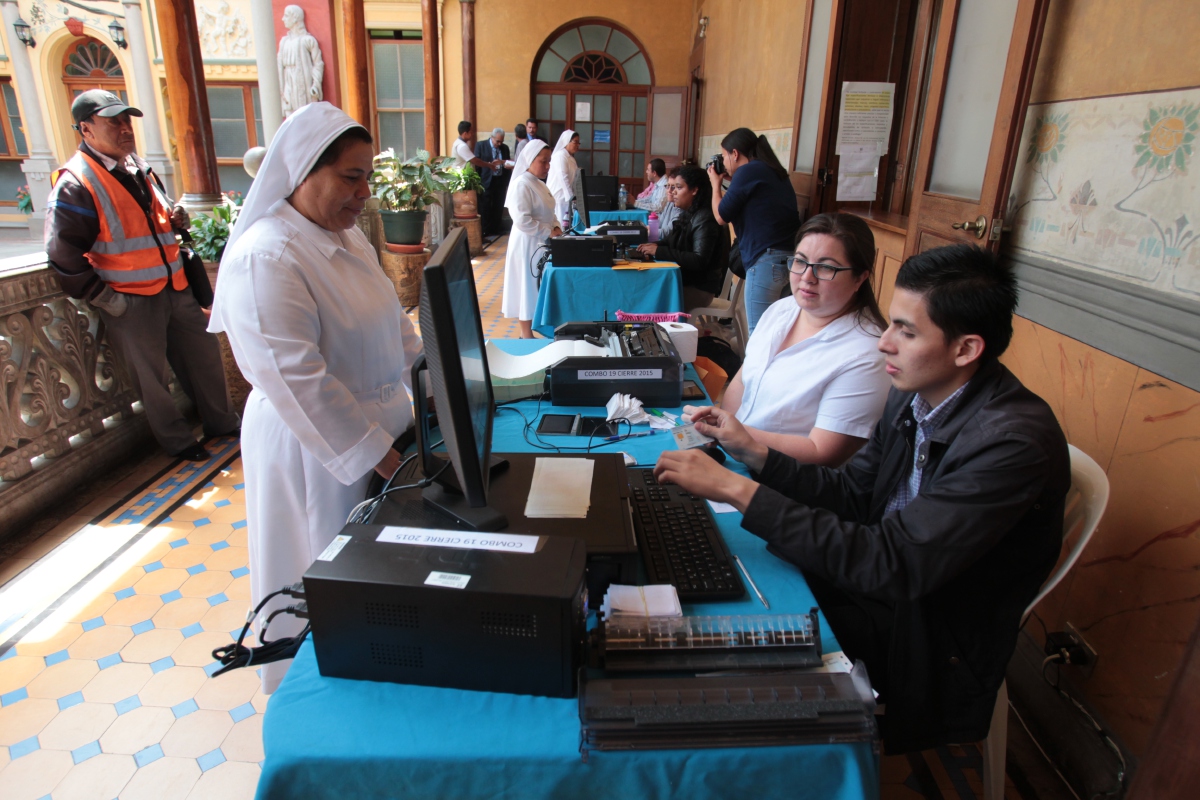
[531,19,654,194]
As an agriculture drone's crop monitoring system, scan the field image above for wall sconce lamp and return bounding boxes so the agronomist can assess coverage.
[107,19,127,49]
[698,16,710,39]
[13,17,35,48]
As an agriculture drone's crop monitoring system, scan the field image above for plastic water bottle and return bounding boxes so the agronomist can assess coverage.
[648,212,659,242]
[618,184,628,211]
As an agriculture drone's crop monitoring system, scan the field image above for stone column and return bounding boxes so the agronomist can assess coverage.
[341,0,370,127]
[251,0,282,145]
[461,0,476,128]
[421,0,440,156]
[153,0,224,212]
[0,0,56,237]
[121,0,175,195]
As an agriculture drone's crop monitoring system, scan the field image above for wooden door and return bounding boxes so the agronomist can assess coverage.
[789,0,843,219]
[903,0,1049,256]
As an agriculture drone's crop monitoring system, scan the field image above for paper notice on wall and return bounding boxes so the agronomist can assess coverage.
[575,101,592,122]
[836,144,881,202]
[836,82,895,155]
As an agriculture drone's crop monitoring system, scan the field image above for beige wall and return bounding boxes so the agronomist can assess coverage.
[439,0,696,155]
[1000,0,1200,757]
[693,0,807,138]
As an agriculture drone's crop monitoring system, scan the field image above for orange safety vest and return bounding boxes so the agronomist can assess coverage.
[52,151,186,296]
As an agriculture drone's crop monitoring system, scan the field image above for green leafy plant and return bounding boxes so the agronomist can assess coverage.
[370,148,453,212]
[15,184,31,214]
[188,201,240,262]
[445,164,485,194]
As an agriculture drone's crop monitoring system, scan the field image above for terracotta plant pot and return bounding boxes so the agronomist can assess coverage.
[451,190,478,219]
[380,209,427,245]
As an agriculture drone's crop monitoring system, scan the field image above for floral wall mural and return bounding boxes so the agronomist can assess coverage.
[1008,88,1200,300]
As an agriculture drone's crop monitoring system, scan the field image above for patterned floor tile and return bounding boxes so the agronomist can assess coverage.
[120,755,200,800]
[0,697,58,746]
[54,751,137,799]
[0,747,73,799]
[100,705,175,755]
[82,661,153,704]
[38,701,116,751]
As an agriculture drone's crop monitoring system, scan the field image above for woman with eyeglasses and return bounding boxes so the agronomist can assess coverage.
[684,213,890,466]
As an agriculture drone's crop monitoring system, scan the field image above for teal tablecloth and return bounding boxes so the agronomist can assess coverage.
[257,340,879,800]
[573,208,649,230]
[532,263,683,337]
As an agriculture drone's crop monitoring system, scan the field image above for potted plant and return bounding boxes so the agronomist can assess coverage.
[370,148,451,245]
[188,193,242,267]
[15,184,31,214]
[445,164,484,219]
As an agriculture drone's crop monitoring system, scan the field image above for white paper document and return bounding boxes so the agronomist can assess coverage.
[836,143,881,202]
[836,81,895,155]
[707,500,738,514]
[377,527,540,554]
[484,339,607,380]
[600,584,683,620]
[524,457,595,518]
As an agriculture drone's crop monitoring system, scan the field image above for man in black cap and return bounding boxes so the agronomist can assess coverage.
[45,89,238,461]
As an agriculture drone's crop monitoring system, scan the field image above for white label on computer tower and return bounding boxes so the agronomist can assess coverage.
[578,368,662,380]
[425,571,471,589]
[377,527,540,554]
[315,534,351,562]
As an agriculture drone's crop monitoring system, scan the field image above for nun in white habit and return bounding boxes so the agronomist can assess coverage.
[501,138,560,338]
[209,102,422,692]
[545,129,580,229]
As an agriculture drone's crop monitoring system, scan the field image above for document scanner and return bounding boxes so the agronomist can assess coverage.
[303,524,588,698]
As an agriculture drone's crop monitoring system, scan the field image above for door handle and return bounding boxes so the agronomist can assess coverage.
[951,215,988,239]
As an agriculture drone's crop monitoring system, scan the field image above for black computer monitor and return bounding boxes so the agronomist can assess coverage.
[582,173,618,218]
[572,168,588,229]
[412,227,507,531]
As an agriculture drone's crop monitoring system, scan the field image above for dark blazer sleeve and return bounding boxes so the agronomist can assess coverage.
[741,427,1055,603]
[656,216,718,281]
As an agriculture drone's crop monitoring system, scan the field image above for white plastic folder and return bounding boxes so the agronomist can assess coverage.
[601,585,683,620]
[523,457,595,518]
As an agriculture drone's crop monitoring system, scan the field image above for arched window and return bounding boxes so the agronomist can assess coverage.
[532,20,653,191]
[62,37,130,145]
[534,23,652,86]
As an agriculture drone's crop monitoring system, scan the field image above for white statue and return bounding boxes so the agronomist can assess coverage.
[277,5,324,118]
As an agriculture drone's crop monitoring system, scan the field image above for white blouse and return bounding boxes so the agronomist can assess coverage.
[735,298,891,439]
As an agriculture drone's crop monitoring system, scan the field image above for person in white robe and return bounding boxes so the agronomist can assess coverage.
[545,130,580,230]
[209,102,423,693]
[501,139,560,339]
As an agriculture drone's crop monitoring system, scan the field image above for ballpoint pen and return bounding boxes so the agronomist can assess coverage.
[603,430,658,442]
[733,555,770,609]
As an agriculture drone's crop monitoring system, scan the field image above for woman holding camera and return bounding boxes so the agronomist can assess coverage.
[636,165,729,308]
[708,128,799,335]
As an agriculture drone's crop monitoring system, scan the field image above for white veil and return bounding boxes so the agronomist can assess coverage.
[552,129,576,155]
[504,138,549,214]
[224,102,365,253]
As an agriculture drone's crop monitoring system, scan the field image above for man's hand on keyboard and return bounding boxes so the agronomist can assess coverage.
[653,449,759,513]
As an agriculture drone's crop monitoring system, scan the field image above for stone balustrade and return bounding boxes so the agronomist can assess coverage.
[0,256,159,541]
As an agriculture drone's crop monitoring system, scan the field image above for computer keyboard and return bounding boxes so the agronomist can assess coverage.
[627,468,745,602]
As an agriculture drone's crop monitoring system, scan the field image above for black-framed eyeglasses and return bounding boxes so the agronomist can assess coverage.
[787,256,853,281]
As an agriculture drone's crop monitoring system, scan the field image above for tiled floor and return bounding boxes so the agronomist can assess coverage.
[0,235,1027,799]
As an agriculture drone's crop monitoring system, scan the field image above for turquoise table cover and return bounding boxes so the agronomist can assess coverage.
[257,339,879,800]
[573,208,649,229]
[532,263,683,337]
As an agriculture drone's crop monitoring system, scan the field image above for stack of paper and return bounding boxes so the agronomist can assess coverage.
[523,457,595,518]
[606,393,649,424]
[600,585,683,620]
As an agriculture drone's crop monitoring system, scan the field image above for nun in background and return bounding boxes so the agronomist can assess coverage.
[501,138,561,338]
[209,102,423,692]
[546,129,580,230]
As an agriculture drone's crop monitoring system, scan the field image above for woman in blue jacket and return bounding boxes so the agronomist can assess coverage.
[708,127,800,335]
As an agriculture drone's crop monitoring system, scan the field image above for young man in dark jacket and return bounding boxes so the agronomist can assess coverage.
[657,245,1070,753]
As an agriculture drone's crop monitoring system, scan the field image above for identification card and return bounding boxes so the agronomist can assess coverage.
[671,423,714,450]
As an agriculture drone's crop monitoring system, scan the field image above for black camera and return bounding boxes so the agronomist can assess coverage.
[707,153,725,176]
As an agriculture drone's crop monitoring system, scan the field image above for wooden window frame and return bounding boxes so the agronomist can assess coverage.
[0,78,26,206]
[369,36,425,160]
[207,82,260,167]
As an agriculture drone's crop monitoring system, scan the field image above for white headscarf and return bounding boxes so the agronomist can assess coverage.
[552,129,577,155]
[225,102,365,253]
[504,138,549,213]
